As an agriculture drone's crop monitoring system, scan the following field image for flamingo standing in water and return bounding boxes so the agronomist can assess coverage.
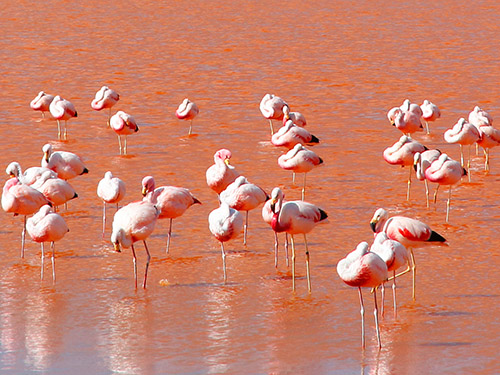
[337,241,388,348]
[413,149,442,208]
[26,205,69,282]
[49,95,77,140]
[97,171,126,237]
[42,144,89,180]
[2,176,50,257]
[141,176,201,253]
[370,208,446,300]
[420,100,441,134]
[370,232,408,317]
[270,187,328,292]
[5,162,57,186]
[476,124,500,171]
[444,118,480,178]
[271,120,319,149]
[91,86,120,126]
[109,111,139,155]
[219,176,268,246]
[383,135,427,202]
[31,170,78,211]
[30,91,54,119]
[206,149,240,195]
[468,106,493,156]
[111,200,159,289]
[208,202,244,283]
[175,99,199,135]
[283,105,307,127]
[262,187,289,268]
[278,144,323,201]
[260,94,288,136]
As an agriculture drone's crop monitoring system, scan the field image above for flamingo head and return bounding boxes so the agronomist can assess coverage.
[141,175,155,196]
[370,208,388,233]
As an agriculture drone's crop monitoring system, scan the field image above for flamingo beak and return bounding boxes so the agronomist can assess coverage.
[113,242,121,252]
[224,159,231,166]
[370,221,377,233]
[43,152,49,162]
[141,187,147,197]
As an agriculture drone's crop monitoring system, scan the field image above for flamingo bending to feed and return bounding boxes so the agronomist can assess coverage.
[6,162,57,186]
[413,149,442,208]
[271,120,319,149]
[111,200,159,289]
[337,241,388,348]
[30,91,54,119]
[142,176,201,253]
[109,111,139,155]
[175,99,199,135]
[26,205,69,282]
[42,144,88,180]
[260,94,288,135]
[370,208,446,300]
[206,149,240,195]
[278,144,323,201]
[97,171,126,237]
[32,170,78,211]
[2,177,50,257]
[420,100,441,134]
[270,187,328,292]
[443,118,480,176]
[283,105,307,127]
[262,187,289,268]
[91,86,120,126]
[49,95,77,140]
[219,176,268,246]
[208,202,243,283]
[383,135,427,202]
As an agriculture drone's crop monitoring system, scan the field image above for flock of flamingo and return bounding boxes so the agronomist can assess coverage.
[2,88,499,350]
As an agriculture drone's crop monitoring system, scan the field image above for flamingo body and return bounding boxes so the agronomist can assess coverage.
[271,120,319,149]
[206,149,240,195]
[42,144,88,180]
[175,98,199,120]
[6,162,57,186]
[30,91,54,116]
[444,118,480,146]
[91,86,119,111]
[109,111,139,155]
[383,135,426,166]
[32,171,78,208]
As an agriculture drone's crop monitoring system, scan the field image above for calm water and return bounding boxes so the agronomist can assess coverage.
[1,1,499,374]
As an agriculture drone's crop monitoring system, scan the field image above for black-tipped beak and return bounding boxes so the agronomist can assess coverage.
[270,202,276,213]
[370,221,377,233]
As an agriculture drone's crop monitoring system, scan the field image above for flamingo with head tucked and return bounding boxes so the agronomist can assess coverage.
[109,111,139,155]
[206,149,240,195]
[271,120,319,149]
[175,99,199,135]
[413,149,442,208]
[260,94,288,135]
[30,91,54,119]
[476,124,500,171]
[42,144,88,180]
[49,95,77,140]
[97,171,126,237]
[420,100,441,134]
[31,170,78,211]
[283,105,307,127]
[444,118,480,176]
[91,86,120,126]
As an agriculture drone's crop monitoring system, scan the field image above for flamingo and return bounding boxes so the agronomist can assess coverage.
[31,170,78,211]
[26,205,69,282]
[420,100,441,134]
[424,153,466,222]
[370,208,446,300]
[30,91,54,119]
[97,171,126,238]
[401,99,423,117]
[175,98,199,135]
[443,118,480,177]
[262,187,289,268]
[392,107,424,135]
[383,135,427,201]
[208,202,244,283]
[42,144,89,180]
[49,95,77,140]
[259,94,288,135]
[206,149,240,195]
[271,120,319,149]
[219,176,268,246]
[336,241,388,348]
[413,149,442,208]
[370,232,408,317]
[141,176,201,253]
[2,177,50,257]
[277,144,323,201]
[269,187,328,292]
[469,106,493,156]
[6,161,57,186]
[109,111,139,155]
[111,200,159,289]
[91,86,120,126]
[476,124,500,171]
[283,105,307,127]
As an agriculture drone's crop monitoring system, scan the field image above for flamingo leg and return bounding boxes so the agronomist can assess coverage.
[374,289,382,349]
[304,233,311,292]
[467,145,472,182]
[302,173,307,201]
[392,270,398,318]
[459,144,464,167]
[446,185,452,223]
[124,137,128,155]
[285,233,289,267]
[410,248,417,301]
[102,202,106,239]
[292,172,296,185]
[290,234,296,292]
[57,120,61,139]
[358,287,365,349]
[21,215,27,258]
[424,179,430,208]
[424,119,430,134]
[274,231,279,268]
[243,211,249,245]
[142,240,151,289]
[51,242,56,283]
[63,120,68,140]
[117,135,123,155]
[221,242,227,284]
[407,165,412,202]
[188,120,193,135]
[269,119,274,136]
[485,148,490,171]
[166,218,173,254]
[131,243,138,289]
[107,108,112,127]
[433,184,440,204]
[380,283,385,317]
[40,243,45,280]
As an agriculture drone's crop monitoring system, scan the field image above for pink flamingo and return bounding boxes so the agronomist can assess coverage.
[111,200,159,289]
[469,106,494,156]
[49,95,77,140]
[278,144,323,201]
[271,120,319,149]
[42,144,88,180]
[206,149,240,195]
[443,118,480,176]
[476,124,500,171]
[425,153,466,222]
[262,187,289,268]
[219,176,268,245]
[30,91,54,119]
[141,175,201,253]
[97,171,126,238]
[282,105,307,127]
[420,100,441,134]
[26,205,69,282]
[2,176,50,257]
[270,187,328,292]
[392,108,424,135]
[32,170,78,211]
[109,111,139,155]
[208,202,244,283]
[91,86,120,126]
[5,162,57,186]
[337,241,388,348]
[383,135,427,201]
[370,232,408,317]
[175,98,199,135]
[413,149,442,208]
[370,208,446,300]
[259,94,288,135]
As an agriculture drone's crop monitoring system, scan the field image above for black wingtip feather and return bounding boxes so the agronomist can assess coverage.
[319,208,328,221]
[429,230,446,242]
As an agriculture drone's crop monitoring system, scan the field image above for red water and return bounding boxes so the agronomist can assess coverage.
[1,1,499,374]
